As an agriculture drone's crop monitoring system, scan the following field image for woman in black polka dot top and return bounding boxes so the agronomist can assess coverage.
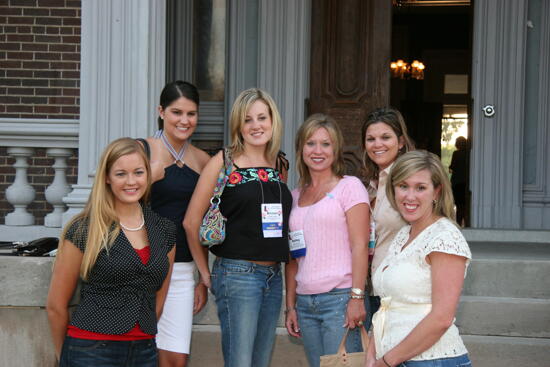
[46,138,176,367]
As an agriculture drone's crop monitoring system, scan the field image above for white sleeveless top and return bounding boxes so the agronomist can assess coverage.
[372,218,471,361]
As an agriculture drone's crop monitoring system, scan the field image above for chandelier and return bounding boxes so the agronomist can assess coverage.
[390,59,426,80]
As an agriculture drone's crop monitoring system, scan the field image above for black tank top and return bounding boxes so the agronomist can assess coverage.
[151,164,199,262]
[210,164,292,262]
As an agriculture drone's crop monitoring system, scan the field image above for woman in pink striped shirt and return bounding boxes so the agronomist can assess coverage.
[285,114,370,367]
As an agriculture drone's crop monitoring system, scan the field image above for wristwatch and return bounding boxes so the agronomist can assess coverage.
[351,288,365,296]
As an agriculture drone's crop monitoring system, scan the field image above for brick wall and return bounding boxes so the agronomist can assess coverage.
[0,0,81,225]
[0,0,81,118]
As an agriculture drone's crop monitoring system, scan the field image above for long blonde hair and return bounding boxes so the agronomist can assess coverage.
[386,150,456,222]
[295,113,346,188]
[58,138,151,280]
[228,88,283,162]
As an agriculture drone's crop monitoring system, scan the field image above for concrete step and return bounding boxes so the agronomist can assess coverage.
[188,326,308,367]
[456,296,550,338]
[187,328,550,367]
[464,242,550,298]
[463,334,550,367]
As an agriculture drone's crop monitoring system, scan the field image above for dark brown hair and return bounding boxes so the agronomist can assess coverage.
[361,107,415,182]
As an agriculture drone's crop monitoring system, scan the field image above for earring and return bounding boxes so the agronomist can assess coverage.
[432,199,437,206]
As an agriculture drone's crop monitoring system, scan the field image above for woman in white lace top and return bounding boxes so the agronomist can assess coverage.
[366,150,472,367]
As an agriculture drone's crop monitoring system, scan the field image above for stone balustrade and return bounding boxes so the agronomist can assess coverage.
[0,118,79,241]
[5,147,73,228]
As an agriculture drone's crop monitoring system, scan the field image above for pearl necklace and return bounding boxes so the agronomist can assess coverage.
[119,211,145,232]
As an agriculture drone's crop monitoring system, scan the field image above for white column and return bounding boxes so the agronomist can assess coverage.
[62,0,166,225]
[257,0,311,189]
[44,148,72,228]
[5,147,35,226]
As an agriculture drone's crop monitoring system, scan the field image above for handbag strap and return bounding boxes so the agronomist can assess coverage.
[211,147,233,201]
[337,326,370,356]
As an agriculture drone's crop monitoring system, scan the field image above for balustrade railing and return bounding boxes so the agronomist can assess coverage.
[0,118,78,240]
[5,147,73,227]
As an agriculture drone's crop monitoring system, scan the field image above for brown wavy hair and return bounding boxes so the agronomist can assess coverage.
[361,107,415,183]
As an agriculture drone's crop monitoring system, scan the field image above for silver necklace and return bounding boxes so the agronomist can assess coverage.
[119,211,145,232]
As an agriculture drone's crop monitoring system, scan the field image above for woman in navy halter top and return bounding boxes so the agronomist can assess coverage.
[140,81,210,367]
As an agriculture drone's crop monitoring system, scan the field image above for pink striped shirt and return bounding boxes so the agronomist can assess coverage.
[290,176,369,295]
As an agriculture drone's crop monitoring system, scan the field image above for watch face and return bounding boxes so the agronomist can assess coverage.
[351,288,364,295]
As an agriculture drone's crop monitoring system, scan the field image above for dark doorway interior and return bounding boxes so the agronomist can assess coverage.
[390,3,473,226]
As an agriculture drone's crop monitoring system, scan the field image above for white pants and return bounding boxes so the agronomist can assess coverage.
[156,262,195,354]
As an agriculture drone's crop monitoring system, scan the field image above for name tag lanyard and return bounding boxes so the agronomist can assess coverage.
[258,175,284,238]
[369,205,376,260]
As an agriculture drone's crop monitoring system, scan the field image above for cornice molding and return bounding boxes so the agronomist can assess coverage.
[0,118,79,148]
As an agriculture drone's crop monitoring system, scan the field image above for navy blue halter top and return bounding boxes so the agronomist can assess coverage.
[151,164,199,262]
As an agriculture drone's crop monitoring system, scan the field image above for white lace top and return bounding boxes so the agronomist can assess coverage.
[372,218,471,361]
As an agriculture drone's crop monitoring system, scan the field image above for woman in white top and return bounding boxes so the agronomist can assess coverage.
[366,150,472,367]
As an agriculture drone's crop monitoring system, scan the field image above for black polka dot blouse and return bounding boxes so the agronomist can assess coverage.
[64,205,176,335]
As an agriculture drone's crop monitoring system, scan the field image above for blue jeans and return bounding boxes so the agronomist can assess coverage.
[399,354,472,367]
[210,258,283,367]
[297,288,370,367]
[59,336,157,367]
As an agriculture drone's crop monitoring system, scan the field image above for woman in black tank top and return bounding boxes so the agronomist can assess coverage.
[184,88,292,367]
[139,81,211,367]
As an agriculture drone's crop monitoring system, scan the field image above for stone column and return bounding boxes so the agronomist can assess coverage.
[470,0,528,228]
[62,0,166,225]
[257,0,311,188]
[5,147,35,226]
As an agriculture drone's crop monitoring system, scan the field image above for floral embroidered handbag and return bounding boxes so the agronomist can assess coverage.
[199,148,233,246]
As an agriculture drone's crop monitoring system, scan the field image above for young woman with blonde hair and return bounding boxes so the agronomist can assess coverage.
[47,138,176,367]
[184,88,292,367]
[285,113,370,367]
[366,150,472,367]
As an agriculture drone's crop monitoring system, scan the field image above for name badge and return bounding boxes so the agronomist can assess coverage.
[261,203,283,238]
[289,230,307,258]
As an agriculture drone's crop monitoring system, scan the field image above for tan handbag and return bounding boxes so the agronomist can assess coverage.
[320,326,370,367]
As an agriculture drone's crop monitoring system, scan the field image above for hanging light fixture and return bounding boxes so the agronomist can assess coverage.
[390,59,425,80]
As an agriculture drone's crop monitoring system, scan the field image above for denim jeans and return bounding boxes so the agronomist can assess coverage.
[59,336,157,367]
[296,288,370,367]
[399,354,472,367]
[210,257,283,367]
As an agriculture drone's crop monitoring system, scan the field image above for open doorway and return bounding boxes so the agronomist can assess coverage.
[389,0,472,226]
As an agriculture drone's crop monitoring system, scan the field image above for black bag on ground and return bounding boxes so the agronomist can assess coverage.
[0,237,59,256]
